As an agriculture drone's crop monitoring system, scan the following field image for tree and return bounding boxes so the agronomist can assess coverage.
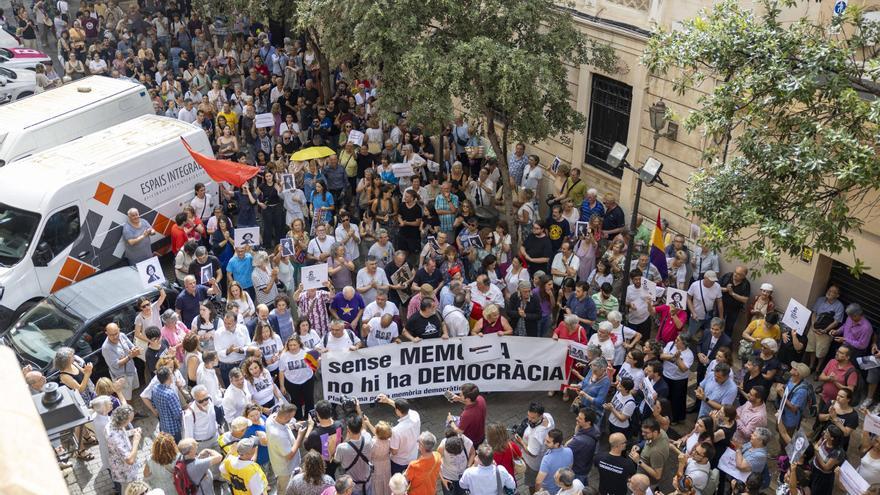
[643,0,880,274]
[329,0,616,247]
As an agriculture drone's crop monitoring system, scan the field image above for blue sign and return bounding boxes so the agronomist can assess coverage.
[834,0,847,14]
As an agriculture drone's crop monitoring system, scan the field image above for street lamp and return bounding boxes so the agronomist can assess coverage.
[605,142,668,313]
[648,100,678,150]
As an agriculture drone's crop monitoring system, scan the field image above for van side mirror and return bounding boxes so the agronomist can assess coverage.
[32,242,53,267]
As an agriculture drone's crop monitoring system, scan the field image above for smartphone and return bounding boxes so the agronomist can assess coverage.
[444,390,455,402]
[308,409,317,422]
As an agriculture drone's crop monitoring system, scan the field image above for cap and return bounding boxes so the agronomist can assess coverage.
[761,338,778,352]
[517,280,531,290]
[790,362,810,377]
[760,283,774,292]
[704,270,718,282]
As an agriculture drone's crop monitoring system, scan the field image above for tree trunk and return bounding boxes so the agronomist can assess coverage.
[307,28,333,104]
[484,112,519,251]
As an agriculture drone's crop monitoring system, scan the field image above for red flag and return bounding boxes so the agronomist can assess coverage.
[180,137,259,187]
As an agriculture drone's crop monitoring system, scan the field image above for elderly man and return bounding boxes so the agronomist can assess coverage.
[469,273,504,310]
[626,474,653,495]
[267,403,310,494]
[601,193,626,240]
[363,289,400,322]
[216,312,250,388]
[818,344,859,405]
[831,303,873,359]
[459,444,516,495]
[220,436,269,495]
[696,317,732,384]
[369,229,396,269]
[775,362,812,449]
[101,323,141,401]
[435,181,460,235]
[405,431,442,495]
[686,270,724,339]
[806,284,846,371]
[443,294,472,338]
[183,384,220,452]
[25,368,47,395]
[578,189,604,222]
[696,362,738,417]
[356,256,390,305]
[735,427,772,487]
[322,319,364,351]
[363,313,401,346]
[307,224,337,264]
[121,208,155,264]
[330,286,366,330]
[719,265,751,336]
[177,438,223,495]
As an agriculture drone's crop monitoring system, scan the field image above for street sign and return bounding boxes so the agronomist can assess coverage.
[834,0,847,15]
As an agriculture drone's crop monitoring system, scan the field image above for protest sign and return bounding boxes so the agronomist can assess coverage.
[781,298,812,335]
[280,238,295,257]
[665,287,687,309]
[135,256,166,288]
[255,113,274,128]
[858,356,880,370]
[199,264,213,285]
[776,385,790,424]
[390,264,413,303]
[347,129,364,146]
[568,340,591,365]
[839,461,869,495]
[718,448,750,482]
[282,173,295,191]
[786,430,809,464]
[865,412,880,435]
[302,263,329,290]
[392,163,415,178]
[321,336,567,404]
[234,227,260,248]
[551,156,562,174]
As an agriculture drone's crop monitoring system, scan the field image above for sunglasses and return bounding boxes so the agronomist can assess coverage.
[140,304,150,309]
[197,397,211,404]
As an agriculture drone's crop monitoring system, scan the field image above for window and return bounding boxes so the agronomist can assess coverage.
[37,205,80,259]
[585,74,633,178]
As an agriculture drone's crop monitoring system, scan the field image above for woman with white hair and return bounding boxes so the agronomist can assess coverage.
[587,321,616,362]
[389,472,409,495]
[91,396,114,478]
[607,310,641,367]
[573,357,611,423]
[250,250,279,308]
[106,405,144,494]
[159,309,189,364]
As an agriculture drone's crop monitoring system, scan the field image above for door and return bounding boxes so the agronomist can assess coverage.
[33,204,84,293]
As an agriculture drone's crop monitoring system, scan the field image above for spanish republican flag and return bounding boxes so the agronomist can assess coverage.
[180,137,259,187]
[650,209,669,280]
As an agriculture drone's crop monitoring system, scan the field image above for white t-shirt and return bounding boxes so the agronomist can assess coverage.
[363,301,399,322]
[267,413,301,475]
[521,163,543,190]
[390,410,421,465]
[196,363,223,402]
[323,330,361,352]
[307,236,336,259]
[246,370,276,406]
[335,224,361,261]
[587,335,615,362]
[504,268,530,295]
[607,391,637,429]
[442,306,471,338]
[298,330,322,350]
[252,334,283,372]
[687,280,722,320]
[522,413,555,470]
[278,349,314,384]
[365,317,399,347]
[551,253,580,286]
[617,362,646,392]
[662,341,695,381]
[356,268,389,305]
[610,323,639,366]
[625,283,653,324]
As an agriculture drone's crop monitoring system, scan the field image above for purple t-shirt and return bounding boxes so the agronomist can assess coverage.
[330,293,365,325]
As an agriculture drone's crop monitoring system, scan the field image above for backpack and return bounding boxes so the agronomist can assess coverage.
[173,457,205,495]
[323,328,358,348]
[343,439,374,489]
[791,382,818,418]
[844,366,867,405]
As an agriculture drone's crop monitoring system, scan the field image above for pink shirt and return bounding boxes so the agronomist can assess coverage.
[161,322,189,362]
[734,401,767,446]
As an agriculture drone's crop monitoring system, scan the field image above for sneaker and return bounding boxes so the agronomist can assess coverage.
[861,398,875,409]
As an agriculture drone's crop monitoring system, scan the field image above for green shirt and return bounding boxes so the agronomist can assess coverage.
[591,293,619,330]
[638,430,669,483]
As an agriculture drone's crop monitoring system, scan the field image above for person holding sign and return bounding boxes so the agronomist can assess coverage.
[733,427,771,490]
[809,425,847,494]
[774,362,813,450]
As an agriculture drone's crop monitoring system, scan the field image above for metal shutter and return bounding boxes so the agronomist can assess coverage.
[828,261,880,327]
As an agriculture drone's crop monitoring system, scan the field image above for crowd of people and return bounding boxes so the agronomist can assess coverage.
[11,1,880,495]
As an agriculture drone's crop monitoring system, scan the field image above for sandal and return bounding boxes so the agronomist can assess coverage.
[82,435,98,446]
[75,449,94,461]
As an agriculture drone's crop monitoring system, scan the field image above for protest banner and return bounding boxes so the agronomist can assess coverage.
[302,263,329,290]
[255,113,274,128]
[234,227,260,248]
[320,336,568,404]
[781,298,811,335]
[135,256,165,288]
[865,412,880,435]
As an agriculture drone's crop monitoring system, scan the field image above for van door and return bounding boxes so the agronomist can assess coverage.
[33,204,85,293]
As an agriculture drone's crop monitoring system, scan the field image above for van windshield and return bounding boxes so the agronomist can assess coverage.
[7,300,84,367]
[0,203,40,266]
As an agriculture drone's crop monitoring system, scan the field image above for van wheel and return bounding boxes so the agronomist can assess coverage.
[17,91,33,99]
[13,300,37,319]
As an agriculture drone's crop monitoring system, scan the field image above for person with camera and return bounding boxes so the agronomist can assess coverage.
[374,394,421,475]
[267,403,311,494]
[334,414,375,495]
[304,400,344,477]
[513,402,554,495]
[445,383,487,446]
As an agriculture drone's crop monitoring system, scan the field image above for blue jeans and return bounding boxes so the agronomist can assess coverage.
[687,313,713,339]
[441,479,465,495]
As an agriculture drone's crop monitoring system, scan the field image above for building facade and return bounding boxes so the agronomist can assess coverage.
[527,0,880,327]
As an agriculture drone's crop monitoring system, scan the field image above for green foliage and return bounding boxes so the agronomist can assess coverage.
[643,0,880,274]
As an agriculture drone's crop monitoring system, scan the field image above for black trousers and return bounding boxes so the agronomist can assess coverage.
[666,376,689,422]
[284,376,315,421]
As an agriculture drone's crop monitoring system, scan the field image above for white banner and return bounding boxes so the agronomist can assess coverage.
[320,336,568,404]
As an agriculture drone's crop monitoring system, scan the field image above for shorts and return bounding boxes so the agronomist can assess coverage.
[118,373,139,401]
[868,367,880,385]
[524,465,539,487]
[806,329,832,358]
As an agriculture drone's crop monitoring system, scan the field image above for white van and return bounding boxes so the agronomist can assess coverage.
[0,115,217,327]
[0,76,153,166]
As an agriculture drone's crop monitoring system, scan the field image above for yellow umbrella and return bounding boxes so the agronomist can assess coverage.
[291,146,337,161]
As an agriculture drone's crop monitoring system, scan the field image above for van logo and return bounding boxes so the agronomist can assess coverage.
[93,182,114,205]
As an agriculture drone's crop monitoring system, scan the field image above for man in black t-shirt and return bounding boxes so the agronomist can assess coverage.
[719,266,751,336]
[398,190,423,255]
[411,257,444,291]
[188,246,223,291]
[594,432,636,495]
[601,194,626,240]
[520,221,553,277]
[304,400,343,475]
[403,298,447,341]
[385,251,412,306]
[545,204,571,253]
